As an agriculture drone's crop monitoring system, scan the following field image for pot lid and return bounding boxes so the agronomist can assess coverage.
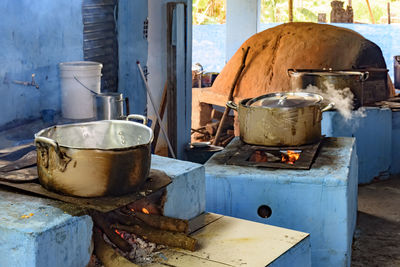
[247,92,323,108]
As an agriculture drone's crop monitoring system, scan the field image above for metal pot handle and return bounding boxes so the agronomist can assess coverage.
[126,114,148,125]
[321,102,335,112]
[35,136,60,153]
[360,71,369,82]
[226,101,238,111]
[35,136,71,171]
[287,69,297,77]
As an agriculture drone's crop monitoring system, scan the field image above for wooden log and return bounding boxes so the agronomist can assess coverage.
[132,211,188,233]
[107,211,188,233]
[111,223,197,252]
[91,211,132,252]
[93,228,138,267]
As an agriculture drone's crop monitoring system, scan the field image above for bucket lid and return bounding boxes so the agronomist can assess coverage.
[246,92,323,108]
[59,61,103,70]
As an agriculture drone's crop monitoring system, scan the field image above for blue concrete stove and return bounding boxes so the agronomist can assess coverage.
[205,137,358,267]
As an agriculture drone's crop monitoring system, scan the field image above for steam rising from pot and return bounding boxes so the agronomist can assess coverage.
[298,81,366,121]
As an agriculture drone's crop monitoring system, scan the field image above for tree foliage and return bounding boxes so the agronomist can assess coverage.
[193,0,400,25]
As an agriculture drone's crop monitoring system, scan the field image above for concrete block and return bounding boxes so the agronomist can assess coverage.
[151,155,205,220]
[322,107,392,184]
[205,137,358,267]
[391,110,400,175]
[0,190,92,267]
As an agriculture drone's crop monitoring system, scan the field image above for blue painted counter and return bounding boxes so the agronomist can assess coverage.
[0,190,92,267]
[205,137,358,267]
[322,107,392,183]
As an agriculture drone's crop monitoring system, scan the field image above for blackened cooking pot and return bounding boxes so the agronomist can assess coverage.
[34,114,153,197]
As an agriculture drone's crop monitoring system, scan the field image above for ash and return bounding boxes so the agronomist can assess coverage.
[103,231,165,265]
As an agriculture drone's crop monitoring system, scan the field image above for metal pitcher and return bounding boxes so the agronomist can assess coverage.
[95,92,125,120]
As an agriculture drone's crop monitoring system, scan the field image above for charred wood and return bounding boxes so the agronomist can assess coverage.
[111,223,197,252]
[93,227,139,267]
[91,211,132,252]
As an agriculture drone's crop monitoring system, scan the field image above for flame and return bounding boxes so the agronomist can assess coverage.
[142,208,150,214]
[281,150,301,164]
[115,229,125,238]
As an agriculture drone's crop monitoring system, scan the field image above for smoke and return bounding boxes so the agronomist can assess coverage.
[299,81,366,121]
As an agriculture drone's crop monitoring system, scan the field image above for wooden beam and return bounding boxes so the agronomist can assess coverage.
[289,0,293,22]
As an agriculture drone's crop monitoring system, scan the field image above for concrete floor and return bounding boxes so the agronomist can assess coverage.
[352,177,400,266]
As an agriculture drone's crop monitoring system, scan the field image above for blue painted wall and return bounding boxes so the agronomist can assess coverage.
[118,0,148,116]
[0,0,83,127]
[193,23,400,79]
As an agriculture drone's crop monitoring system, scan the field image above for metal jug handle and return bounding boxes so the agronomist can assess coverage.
[126,114,148,125]
[226,101,238,111]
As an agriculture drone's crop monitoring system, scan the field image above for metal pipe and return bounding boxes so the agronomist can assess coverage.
[137,61,176,159]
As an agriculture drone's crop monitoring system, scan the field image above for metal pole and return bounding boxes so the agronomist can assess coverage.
[137,61,176,159]
[289,0,293,22]
[388,2,391,24]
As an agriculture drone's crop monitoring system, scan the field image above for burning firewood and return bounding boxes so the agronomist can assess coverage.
[91,211,132,252]
[111,223,197,252]
[93,227,139,267]
[110,211,189,233]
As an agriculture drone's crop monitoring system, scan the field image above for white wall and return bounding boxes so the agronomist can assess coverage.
[226,0,261,61]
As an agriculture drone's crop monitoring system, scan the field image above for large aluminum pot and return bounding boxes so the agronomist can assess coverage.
[34,114,153,197]
[227,92,333,146]
[288,69,369,108]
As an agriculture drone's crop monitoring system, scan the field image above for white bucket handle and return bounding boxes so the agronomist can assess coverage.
[73,76,99,95]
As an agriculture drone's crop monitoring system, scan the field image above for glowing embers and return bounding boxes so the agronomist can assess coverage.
[248,150,302,165]
[281,150,301,165]
[226,139,322,170]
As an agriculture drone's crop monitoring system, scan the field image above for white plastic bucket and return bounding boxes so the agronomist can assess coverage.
[59,61,103,119]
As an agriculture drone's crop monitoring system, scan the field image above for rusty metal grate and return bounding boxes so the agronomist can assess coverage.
[225,139,322,170]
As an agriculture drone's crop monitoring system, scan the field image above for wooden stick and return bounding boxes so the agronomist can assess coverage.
[288,0,293,22]
[137,61,176,159]
[91,211,132,252]
[152,81,168,152]
[133,211,188,233]
[212,47,250,146]
[93,228,138,267]
[111,223,197,252]
[365,0,375,24]
[108,211,188,233]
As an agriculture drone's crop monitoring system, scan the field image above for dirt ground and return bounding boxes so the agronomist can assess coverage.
[351,177,400,267]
